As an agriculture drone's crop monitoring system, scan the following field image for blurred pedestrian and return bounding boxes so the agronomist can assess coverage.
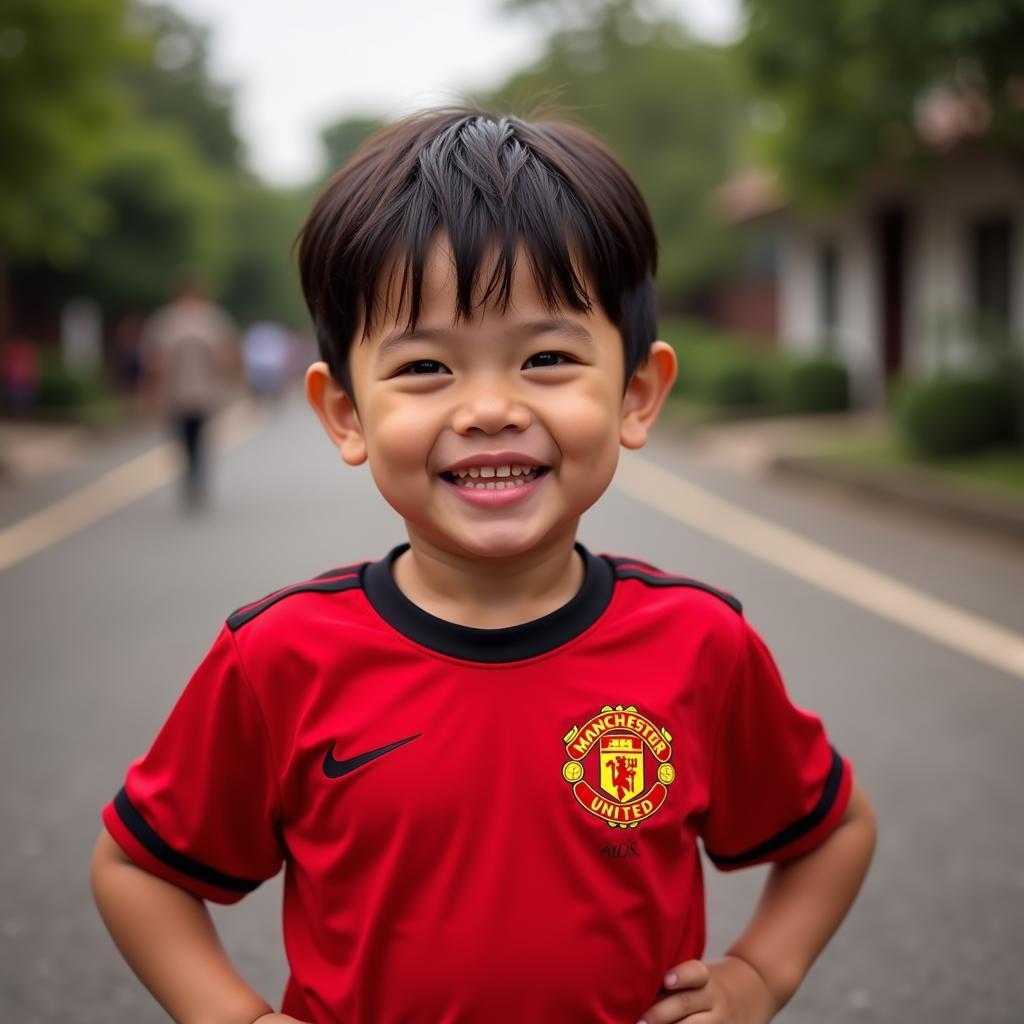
[1,336,40,411]
[242,320,292,401]
[113,312,146,394]
[140,281,237,508]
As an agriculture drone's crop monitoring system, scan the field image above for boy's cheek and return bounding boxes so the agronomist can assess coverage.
[364,402,439,458]
[553,398,623,458]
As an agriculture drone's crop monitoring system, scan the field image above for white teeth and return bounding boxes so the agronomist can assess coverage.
[446,463,544,489]
[451,463,537,479]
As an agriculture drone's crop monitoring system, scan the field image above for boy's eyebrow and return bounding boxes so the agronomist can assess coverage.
[375,316,593,358]
[375,325,447,358]
[374,327,442,360]
[518,317,594,344]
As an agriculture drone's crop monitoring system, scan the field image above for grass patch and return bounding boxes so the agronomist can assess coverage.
[77,396,131,429]
[812,431,1024,500]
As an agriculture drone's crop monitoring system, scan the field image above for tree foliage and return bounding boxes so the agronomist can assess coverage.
[742,0,1024,204]
[123,2,243,171]
[320,116,385,180]
[4,0,304,339]
[65,125,231,317]
[0,0,130,263]
[220,181,311,328]
[484,0,747,298]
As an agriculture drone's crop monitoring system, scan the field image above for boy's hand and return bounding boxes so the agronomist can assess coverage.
[251,1015,309,1023]
[637,956,777,1024]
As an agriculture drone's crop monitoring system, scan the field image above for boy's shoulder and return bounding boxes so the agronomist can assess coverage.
[602,551,749,654]
[225,559,370,635]
[604,553,742,615]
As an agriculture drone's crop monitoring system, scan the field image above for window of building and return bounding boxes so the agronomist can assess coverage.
[742,228,779,283]
[816,240,841,347]
[970,215,1014,329]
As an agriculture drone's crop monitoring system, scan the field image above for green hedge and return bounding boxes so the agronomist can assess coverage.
[780,357,850,412]
[895,374,1020,457]
[660,319,849,415]
[35,354,111,411]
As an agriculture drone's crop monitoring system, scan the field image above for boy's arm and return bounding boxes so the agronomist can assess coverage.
[723,778,876,1008]
[90,828,299,1024]
[640,779,877,1023]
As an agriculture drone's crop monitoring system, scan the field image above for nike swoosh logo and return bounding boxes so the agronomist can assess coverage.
[322,734,421,779]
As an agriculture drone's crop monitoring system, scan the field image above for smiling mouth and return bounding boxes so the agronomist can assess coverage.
[439,465,550,490]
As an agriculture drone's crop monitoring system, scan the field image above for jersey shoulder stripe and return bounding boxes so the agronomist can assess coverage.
[227,567,365,632]
[609,557,743,614]
[313,561,367,580]
[606,555,661,573]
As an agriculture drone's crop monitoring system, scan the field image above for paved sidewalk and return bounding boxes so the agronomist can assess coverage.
[680,411,885,474]
[0,421,94,482]
[677,411,1024,541]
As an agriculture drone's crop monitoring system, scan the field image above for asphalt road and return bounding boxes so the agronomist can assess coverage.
[2,394,1022,1023]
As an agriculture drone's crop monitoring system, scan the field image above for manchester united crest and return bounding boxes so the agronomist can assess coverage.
[562,705,676,828]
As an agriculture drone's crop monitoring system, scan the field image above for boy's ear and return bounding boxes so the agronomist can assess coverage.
[305,361,368,465]
[620,340,677,450]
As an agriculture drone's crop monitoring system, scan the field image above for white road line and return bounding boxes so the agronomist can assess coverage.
[0,402,264,574]
[614,451,1024,681]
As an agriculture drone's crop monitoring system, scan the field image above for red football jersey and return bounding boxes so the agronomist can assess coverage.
[103,543,852,1023]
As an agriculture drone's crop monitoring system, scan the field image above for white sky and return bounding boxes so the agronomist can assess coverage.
[170,0,742,185]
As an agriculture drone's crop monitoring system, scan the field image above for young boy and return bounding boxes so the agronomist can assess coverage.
[91,108,875,1024]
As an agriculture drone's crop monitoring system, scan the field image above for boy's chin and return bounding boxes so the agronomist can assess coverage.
[415,523,576,562]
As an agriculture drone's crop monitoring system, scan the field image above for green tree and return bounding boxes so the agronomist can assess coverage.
[123,2,244,171]
[742,0,1024,204]
[320,115,385,179]
[221,181,311,328]
[64,125,231,318]
[3,0,319,368]
[0,0,129,264]
[485,0,746,299]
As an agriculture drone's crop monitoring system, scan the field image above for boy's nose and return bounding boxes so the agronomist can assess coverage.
[451,385,532,435]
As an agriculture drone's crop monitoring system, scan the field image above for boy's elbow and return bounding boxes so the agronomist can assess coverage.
[840,780,878,862]
[92,826,128,864]
[843,780,876,828]
[90,828,130,896]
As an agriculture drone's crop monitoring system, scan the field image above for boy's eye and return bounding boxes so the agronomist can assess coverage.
[397,359,450,375]
[523,351,573,369]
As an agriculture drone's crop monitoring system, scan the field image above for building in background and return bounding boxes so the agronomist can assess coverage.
[719,130,1023,407]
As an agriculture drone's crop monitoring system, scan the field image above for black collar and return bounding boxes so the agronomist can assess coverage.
[361,542,614,663]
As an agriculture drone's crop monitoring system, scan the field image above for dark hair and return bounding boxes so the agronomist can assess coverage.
[298,107,658,396]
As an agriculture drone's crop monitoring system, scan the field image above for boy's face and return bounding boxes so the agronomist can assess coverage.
[307,238,675,563]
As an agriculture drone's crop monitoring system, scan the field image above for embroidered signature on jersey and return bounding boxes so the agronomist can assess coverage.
[562,705,676,829]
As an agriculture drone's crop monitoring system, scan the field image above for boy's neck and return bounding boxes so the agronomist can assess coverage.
[391,529,586,630]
